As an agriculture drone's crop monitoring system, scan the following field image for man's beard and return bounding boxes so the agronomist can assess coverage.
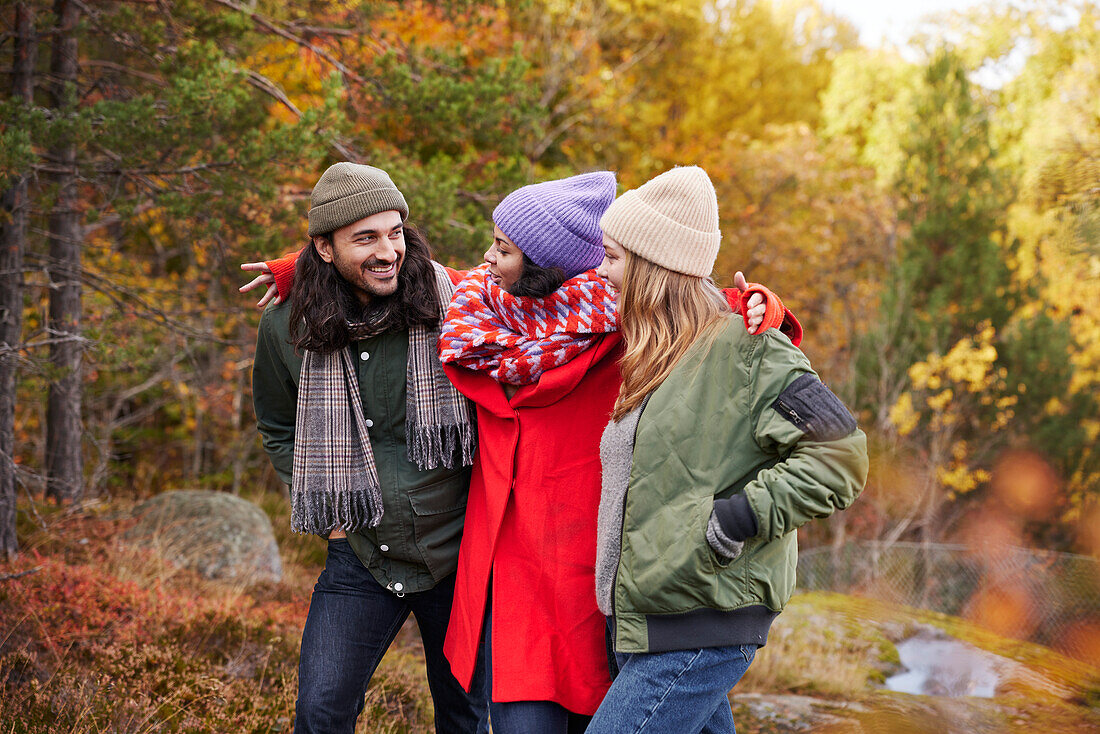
[336,269,406,336]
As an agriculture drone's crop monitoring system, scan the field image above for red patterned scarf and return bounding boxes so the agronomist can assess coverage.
[439,264,619,385]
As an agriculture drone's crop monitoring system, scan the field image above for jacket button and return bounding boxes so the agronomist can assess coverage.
[393,582,403,592]
[365,419,374,428]
[360,351,370,361]
[379,544,389,552]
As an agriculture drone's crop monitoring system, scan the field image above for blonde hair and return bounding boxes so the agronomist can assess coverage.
[612,250,731,421]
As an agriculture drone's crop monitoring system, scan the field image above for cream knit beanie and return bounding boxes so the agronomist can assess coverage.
[598,166,721,277]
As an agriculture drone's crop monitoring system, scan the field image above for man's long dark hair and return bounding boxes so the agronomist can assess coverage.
[288,224,441,354]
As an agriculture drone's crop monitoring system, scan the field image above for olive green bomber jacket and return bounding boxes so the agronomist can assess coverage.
[611,317,868,653]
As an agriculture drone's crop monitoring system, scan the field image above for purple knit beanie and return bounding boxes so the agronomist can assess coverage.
[492,171,617,278]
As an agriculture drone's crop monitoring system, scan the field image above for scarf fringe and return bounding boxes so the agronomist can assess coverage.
[290,478,384,535]
[407,422,477,470]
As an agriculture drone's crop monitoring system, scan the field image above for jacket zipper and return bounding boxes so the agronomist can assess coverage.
[775,398,803,426]
[611,397,650,634]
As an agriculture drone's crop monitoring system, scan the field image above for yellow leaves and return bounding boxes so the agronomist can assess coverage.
[1043,397,1066,416]
[991,410,1012,432]
[926,388,954,413]
[939,436,992,495]
[889,393,919,437]
[937,461,990,496]
[895,322,1017,496]
[909,323,999,399]
[907,360,933,388]
[246,40,330,121]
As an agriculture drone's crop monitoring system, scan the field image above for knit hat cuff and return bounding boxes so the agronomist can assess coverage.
[599,190,720,277]
[493,189,604,278]
[308,188,409,237]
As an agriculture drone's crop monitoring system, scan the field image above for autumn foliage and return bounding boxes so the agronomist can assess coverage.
[1,0,1098,688]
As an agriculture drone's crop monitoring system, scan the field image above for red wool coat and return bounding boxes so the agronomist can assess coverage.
[442,333,622,715]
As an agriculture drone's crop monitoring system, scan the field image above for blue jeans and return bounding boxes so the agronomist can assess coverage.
[478,609,591,734]
[585,625,757,734]
[294,539,489,734]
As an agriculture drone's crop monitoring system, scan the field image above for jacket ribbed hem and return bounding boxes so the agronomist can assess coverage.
[613,605,779,653]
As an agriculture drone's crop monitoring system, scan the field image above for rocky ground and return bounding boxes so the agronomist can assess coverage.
[729,593,1099,733]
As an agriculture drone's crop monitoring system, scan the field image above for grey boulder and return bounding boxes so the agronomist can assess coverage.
[125,490,283,585]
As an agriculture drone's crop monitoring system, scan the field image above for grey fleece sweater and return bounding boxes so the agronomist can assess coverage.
[595,400,647,616]
[595,398,745,616]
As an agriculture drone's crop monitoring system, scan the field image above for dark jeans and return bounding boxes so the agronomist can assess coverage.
[294,539,489,734]
[479,609,591,734]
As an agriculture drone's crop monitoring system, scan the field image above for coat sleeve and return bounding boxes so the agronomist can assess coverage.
[265,248,303,300]
[252,308,298,486]
[736,333,868,542]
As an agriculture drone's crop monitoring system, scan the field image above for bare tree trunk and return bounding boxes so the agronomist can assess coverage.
[45,0,84,504]
[0,3,37,558]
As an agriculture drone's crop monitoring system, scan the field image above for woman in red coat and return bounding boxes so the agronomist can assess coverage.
[436,171,798,734]
[438,173,623,732]
[240,172,798,734]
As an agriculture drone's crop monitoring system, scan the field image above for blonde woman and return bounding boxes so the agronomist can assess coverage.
[590,166,869,734]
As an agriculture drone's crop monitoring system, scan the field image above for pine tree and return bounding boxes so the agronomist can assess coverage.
[893,49,1015,355]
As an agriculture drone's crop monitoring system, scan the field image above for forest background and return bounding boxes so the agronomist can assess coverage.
[0,0,1098,711]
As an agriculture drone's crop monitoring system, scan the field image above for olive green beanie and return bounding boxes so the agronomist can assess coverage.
[598,165,721,277]
[307,162,409,236]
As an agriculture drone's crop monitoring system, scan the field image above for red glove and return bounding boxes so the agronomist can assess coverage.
[723,285,803,347]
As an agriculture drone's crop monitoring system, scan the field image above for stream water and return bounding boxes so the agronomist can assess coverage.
[884,631,1003,698]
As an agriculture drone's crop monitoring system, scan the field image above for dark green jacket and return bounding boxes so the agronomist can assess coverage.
[611,317,868,653]
[252,301,470,594]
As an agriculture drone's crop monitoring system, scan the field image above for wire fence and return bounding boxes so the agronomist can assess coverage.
[796,541,1100,662]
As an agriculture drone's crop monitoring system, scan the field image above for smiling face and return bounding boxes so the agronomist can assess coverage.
[315,210,406,304]
[483,225,525,293]
[597,233,627,292]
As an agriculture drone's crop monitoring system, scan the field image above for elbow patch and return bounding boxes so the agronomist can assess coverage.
[771,373,857,441]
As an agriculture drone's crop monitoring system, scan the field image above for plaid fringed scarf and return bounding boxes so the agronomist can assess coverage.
[291,262,475,535]
[438,263,619,385]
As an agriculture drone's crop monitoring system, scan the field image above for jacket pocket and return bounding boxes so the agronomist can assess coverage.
[707,536,758,575]
[407,472,469,581]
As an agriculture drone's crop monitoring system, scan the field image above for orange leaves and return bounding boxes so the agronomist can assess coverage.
[1063,619,1100,664]
[964,581,1039,641]
[0,507,311,665]
[990,450,1062,523]
[1,555,166,654]
[0,507,311,731]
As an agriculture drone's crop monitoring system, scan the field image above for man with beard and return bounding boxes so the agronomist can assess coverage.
[251,162,488,734]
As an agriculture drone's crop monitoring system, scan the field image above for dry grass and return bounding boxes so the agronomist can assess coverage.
[4,498,1098,733]
[739,595,899,697]
[0,495,432,734]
